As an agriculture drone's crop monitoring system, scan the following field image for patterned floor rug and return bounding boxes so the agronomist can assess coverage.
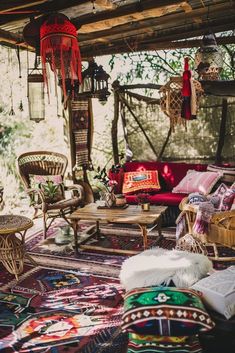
[25,221,235,272]
[0,265,128,353]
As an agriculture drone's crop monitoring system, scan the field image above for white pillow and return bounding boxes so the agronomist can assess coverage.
[191,266,235,319]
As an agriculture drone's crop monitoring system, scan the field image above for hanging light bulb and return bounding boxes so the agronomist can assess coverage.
[194,32,223,80]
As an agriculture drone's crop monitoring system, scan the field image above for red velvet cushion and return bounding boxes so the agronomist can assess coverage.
[125,192,187,206]
[124,162,207,191]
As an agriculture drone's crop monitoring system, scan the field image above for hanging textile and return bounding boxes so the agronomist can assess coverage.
[71,98,93,169]
[181,57,197,120]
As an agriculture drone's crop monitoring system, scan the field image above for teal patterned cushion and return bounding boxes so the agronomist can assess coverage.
[122,287,215,336]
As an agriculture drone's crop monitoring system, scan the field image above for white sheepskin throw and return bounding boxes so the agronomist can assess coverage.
[120,247,213,291]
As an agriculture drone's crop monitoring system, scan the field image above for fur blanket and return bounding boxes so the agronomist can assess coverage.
[120,247,212,291]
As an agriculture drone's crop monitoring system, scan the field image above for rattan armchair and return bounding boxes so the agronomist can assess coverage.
[178,196,235,260]
[17,151,86,238]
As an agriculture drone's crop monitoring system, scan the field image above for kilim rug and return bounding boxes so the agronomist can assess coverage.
[25,221,235,271]
[0,265,128,353]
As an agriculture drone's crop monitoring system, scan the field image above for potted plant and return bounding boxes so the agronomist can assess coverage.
[136,192,151,211]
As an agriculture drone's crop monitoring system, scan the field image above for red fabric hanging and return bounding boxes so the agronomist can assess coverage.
[40,13,82,99]
[181,57,193,120]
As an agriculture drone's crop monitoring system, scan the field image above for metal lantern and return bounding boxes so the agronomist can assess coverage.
[195,33,223,80]
[94,65,111,102]
[79,59,110,101]
[27,68,45,123]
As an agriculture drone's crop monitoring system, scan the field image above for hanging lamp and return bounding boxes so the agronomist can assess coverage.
[40,13,82,99]
[79,59,110,102]
[194,32,223,80]
[27,67,45,123]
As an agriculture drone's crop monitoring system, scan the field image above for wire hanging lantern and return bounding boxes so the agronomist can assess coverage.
[160,58,204,129]
[194,32,223,80]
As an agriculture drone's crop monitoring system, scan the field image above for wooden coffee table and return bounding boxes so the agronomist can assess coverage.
[69,204,168,255]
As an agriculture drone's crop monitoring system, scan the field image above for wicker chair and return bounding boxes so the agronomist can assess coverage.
[17,151,86,238]
[177,196,235,261]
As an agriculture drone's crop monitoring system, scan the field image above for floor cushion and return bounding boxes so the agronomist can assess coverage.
[191,266,235,319]
[120,247,213,291]
[122,286,215,336]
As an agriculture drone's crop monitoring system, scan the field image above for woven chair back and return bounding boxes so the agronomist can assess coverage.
[17,151,68,189]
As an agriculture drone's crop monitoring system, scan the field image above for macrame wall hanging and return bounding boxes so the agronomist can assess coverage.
[71,98,93,169]
[160,58,204,129]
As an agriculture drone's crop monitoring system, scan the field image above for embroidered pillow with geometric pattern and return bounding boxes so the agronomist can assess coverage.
[212,183,235,211]
[122,170,161,195]
[122,287,215,336]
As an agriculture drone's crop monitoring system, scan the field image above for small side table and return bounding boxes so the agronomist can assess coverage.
[0,215,36,280]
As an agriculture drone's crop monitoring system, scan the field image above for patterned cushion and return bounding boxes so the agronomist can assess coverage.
[172,170,222,195]
[29,174,65,203]
[230,183,235,210]
[211,183,235,211]
[127,333,202,353]
[122,287,215,336]
[122,170,161,195]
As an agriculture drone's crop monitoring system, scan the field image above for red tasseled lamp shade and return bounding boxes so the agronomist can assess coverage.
[40,13,82,99]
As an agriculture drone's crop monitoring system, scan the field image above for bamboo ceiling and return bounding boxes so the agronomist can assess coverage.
[0,0,234,57]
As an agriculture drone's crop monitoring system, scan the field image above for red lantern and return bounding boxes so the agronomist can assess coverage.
[40,13,82,99]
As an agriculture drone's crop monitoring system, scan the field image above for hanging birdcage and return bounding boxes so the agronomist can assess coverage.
[195,33,223,80]
[159,76,203,129]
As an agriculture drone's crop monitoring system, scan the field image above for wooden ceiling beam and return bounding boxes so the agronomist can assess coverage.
[0,28,33,50]
[80,22,235,58]
[0,1,47,13]
[79,2,235,41]
[74,0,187,32]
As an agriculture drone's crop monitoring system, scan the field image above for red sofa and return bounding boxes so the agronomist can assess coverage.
[109,161,208,225]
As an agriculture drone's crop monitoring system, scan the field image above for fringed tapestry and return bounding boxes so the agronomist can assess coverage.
[71,97,93,169]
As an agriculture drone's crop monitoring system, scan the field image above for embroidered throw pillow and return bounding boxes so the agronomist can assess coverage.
[127,333,202,353]
[231,183,235,210]
[211,183,235,211]
[172,170,222,195]
[191,266,235,319]
[122,170,161,195]
[122,287,215,336]
[29,174,65,204]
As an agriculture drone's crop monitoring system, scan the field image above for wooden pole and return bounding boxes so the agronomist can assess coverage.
[119,93,158,158]
[158,127,172,161]
[111,81,120,165]
[215,99,228,164]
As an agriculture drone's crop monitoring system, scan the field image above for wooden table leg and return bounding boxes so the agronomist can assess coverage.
[72,219,80,256]
[138,224,148,250]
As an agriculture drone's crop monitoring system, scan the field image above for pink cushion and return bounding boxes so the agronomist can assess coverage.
[172,170,222,195]
[125,192,187,206]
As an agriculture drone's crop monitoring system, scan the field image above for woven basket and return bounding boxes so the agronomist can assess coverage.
[159,76,203,129]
